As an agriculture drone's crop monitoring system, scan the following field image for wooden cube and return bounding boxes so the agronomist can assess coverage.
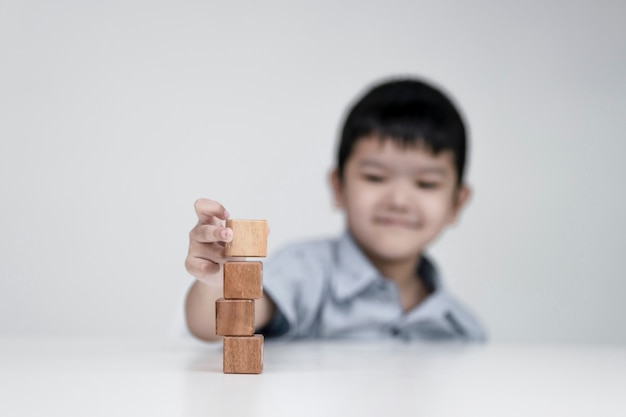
[224,261,263,299]
[224,220,268,257]
[223,335,264,374]
[215,299,254,336]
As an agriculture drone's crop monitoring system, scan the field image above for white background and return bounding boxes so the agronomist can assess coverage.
[1,0,624,344]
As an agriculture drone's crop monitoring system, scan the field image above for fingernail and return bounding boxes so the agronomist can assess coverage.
[223,209,230,219]
[221,228,232,240]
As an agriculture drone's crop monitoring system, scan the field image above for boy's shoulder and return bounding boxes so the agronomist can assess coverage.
[267,232,372,274]
[264,232,377,286]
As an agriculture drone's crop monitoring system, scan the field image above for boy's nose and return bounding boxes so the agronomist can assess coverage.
[386,181,412,209]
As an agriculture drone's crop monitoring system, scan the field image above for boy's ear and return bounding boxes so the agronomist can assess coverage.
[329,169,345,209]
[448,184,472,225]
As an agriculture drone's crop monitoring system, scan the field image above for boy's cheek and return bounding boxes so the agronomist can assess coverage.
[421,199,455,227]
[346,187,376,210]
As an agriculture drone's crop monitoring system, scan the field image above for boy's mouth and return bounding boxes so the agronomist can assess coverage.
[373,215,420,229]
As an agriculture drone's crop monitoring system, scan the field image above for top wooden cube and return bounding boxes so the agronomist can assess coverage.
[224,219,268,257]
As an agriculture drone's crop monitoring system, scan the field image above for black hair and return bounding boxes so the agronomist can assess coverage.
[337,77,468,185]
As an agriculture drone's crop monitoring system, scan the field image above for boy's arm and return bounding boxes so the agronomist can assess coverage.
[184,198,275,342]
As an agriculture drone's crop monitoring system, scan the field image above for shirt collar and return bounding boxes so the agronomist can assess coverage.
[417,254,443,294]
[331,231,381,301]
[331,231,443,301]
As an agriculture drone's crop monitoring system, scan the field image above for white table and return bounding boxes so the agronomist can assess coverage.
[0,338,624,417]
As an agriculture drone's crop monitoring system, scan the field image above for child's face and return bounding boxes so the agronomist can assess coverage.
[331,136,470,263]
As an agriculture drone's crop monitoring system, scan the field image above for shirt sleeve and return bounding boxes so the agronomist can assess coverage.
[259,241,328,339]
[256,306,289,338]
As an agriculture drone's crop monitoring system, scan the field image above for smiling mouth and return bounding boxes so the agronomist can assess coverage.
[374,216,420,229]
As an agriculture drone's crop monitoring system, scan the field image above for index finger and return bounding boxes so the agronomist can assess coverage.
[194,198,230,224]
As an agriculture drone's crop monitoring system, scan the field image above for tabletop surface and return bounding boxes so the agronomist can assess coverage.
[1,337,625,417]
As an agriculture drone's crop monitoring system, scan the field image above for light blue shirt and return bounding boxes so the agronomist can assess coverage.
[260,232,487,342]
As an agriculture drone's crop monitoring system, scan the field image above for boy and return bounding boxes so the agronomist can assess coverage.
[184,77,486,342]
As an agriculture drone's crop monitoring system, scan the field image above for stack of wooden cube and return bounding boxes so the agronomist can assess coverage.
[216,219,268,374]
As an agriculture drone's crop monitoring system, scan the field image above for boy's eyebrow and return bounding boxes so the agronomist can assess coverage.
[413,167,448,176]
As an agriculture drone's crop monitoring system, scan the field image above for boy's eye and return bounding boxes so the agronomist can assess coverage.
[416,181,440,189]
[363,174,386,183]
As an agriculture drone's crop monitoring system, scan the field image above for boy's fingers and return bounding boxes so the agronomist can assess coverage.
[193,198,230,224]
[188,240,229,264]
[190,224,233,244]
[185,256,220,280]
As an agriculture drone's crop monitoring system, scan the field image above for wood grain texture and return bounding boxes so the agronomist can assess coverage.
[223,335,264,374]
[215,299,255,336]
[223,261,263,299]
[224,220,268,257]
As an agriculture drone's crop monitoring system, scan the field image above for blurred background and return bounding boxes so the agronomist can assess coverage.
[1,0,624,344]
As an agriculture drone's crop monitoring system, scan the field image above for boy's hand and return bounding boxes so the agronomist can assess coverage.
[185,198,233,285]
